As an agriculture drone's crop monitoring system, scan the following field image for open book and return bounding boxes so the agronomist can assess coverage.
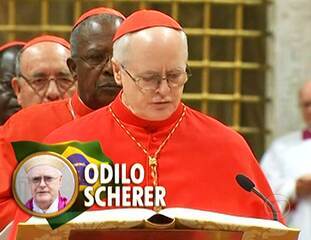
[17,208,299,240]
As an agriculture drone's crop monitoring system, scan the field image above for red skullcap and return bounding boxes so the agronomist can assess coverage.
[113,10,182,42]
[23,35,70,51]
[0,41,26,52]
[73,7,125,30]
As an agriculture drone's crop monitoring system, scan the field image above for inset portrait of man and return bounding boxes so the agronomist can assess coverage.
[22,154,71,214]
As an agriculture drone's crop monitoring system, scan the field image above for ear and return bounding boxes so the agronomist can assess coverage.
[67,58,78,81]
[111,58,122,86]
[11,77,23,105]
[59,175,63,184]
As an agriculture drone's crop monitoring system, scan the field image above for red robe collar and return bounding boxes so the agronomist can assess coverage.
[110,92,184,131]
[71,92,93,118]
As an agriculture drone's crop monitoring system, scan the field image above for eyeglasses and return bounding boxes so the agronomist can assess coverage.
[121,64,191,92]
[29,176,58,185]
[19,73,75,93]
[74,53,111,69]
[18,72,76,101]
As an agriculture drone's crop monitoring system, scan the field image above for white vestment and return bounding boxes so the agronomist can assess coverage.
[261,131,311,240]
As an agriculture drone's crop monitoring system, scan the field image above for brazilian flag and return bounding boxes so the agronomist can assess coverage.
[12,140,113,229]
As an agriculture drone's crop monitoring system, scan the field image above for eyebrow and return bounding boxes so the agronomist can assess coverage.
[55,71,72,77]
[139,68,184,76]
[85,47,111,55]
[31,71,72,78]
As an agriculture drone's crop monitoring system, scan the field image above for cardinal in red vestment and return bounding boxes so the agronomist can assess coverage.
[8,9,284,239]
[45,9,283,221]
[0,7,125,231]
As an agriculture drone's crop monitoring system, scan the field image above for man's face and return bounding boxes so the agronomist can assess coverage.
[0,47,22,123]
[28,165,62,210]
[113,28,188,121]
[71,17,123,109]
[299,82,311,128]
[13,42,75,108]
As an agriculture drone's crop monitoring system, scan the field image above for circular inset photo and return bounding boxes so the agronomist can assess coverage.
[13,151,79,218]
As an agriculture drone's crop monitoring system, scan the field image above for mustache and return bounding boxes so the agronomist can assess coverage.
[95,78,120,89]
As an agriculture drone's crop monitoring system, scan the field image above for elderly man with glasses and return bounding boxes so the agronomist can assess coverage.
[0,7,125,232]
[23,155,67,214]
[11,35,75,108]
[44,9,284,224]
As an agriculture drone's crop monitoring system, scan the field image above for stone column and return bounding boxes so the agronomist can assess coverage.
[266,0,311,144]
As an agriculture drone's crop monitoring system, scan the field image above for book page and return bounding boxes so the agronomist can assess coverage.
[23,208,155,225]
[159,207,288,229]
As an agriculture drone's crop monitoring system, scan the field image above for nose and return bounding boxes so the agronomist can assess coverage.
[39,177,47,187]
[44,79,62,102]
[155,77,170,95]
[101,57,113,76]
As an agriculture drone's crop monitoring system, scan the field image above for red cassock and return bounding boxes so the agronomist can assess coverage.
[8,94,284,239]
[0,92,92,230]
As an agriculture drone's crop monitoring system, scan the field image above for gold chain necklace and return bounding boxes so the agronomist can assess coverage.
[108,104,186,188]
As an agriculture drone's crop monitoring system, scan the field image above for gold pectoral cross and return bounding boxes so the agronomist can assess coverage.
[148,156,158,187]
[148,156,162,212]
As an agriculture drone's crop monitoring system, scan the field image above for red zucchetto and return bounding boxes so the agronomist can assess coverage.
[0,41,26,52]
[22,35,70,51]
[73,7,126,30]
[113,9,182,42]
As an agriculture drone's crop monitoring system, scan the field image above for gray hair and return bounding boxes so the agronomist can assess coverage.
[113,27,188,65]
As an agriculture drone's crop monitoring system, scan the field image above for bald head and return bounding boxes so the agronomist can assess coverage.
[0,46,23,76]
[70,14,123,57]
[0,45,24,123]
[18,42,70,75]
[113,27,188,65]
[299,80,311,128]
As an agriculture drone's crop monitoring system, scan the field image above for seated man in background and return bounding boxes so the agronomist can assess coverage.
[261,80,311,240]
[0,41,25,124]
[0,7,125,231]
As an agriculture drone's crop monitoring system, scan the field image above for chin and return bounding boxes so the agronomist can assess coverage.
[36,194,50,201]
[145,110,174,121]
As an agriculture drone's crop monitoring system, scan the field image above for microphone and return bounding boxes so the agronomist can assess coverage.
[235,174,278,221]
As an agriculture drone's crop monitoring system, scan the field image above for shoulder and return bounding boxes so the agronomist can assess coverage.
[268,130,302,151]
[185,106,245,144]
[45,106,110,143]
[25,198,33,210]
[2,99,70,141]
[5,99,68,126]
[261,130,302,164]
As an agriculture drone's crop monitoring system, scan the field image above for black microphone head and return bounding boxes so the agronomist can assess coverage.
[236,174,255,192]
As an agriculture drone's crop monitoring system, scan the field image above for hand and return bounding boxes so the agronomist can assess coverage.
[296,174,311,199]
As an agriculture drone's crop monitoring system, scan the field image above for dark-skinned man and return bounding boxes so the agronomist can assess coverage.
[0,7,125,231]
[0,41,25,124]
